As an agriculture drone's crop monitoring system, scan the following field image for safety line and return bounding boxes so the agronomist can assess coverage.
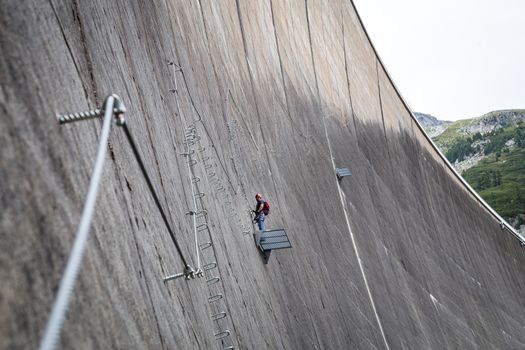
[169,62,202,273]
[121,123,189,267]
[38,96,116,350]
[183,126,202,273]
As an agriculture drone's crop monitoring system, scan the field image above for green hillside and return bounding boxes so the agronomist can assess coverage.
[462,148,525,221]
[433,118,476,151]
[417,110,525,229]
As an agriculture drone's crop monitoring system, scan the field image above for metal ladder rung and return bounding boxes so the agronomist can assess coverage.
[206,276,220,285]
[203,262,217,271]
[208,294,223,303]
[214,330,230,339]
[194,209,207,218]
[197,223,209,232]
[180,150,195,156]
[200,242,212,250]
[211,311,227,321]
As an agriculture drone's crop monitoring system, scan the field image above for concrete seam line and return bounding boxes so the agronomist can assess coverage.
[38,96,115,350]
[322,116,390,350]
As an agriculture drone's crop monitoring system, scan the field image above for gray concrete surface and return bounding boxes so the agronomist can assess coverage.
[1,0,525,349]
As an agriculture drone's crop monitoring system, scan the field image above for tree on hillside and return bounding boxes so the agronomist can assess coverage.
[446,137,475,163]
[516,127,525,147]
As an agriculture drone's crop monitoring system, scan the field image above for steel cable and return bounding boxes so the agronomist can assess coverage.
[38,96,116,350]
[169,62,202,273]
[39,94,192,350]
[121,123,189,267]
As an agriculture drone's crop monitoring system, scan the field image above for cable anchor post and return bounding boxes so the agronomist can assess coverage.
[56,94,127,126]
[163,264,202,283]
[183,264,195,280]
[40,93,125,350]
[109,94,127,127]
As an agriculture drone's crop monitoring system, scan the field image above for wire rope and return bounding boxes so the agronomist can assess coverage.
[121,123,189,267]
[169,62,202,273]
[38,96,116,350]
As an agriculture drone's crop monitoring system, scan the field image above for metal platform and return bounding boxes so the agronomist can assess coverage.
[335,167,352,180]
[254,229,291,264]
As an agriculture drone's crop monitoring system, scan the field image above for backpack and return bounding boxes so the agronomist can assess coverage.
[263,200,270,215]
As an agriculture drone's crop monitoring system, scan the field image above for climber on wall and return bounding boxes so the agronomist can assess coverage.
[252,193,270,232]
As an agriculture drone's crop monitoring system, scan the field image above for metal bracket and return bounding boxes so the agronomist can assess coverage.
[163,264,201,282]
[56,94,127,126]
[167,60,182,71]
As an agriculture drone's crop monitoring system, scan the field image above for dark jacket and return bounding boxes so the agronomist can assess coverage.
[254,199,265,218]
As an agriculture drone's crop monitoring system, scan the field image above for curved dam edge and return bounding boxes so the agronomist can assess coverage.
[351,1,524,244]
[1,1,525,349]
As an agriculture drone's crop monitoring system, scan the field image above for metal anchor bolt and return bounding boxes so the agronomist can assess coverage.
[56,109,100,124]
[56,94,127,126]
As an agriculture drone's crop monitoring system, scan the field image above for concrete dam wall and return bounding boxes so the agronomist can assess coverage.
[1,1,525,349]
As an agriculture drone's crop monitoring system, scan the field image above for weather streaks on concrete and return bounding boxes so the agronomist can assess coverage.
[1,1,525,349]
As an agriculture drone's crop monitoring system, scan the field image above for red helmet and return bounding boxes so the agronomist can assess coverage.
[255,193,262,199]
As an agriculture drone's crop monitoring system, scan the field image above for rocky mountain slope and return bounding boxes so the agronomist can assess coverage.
[416,110,525,231]
[413,112,452,138]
